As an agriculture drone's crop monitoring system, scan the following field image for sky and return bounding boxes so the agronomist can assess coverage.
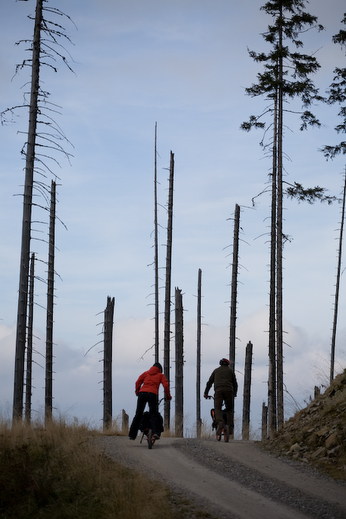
[0,0,346,436]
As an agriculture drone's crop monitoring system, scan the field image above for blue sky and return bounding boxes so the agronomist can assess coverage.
[0,0,346,434]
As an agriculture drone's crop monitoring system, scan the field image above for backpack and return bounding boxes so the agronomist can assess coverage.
[139,411,151,432]
[139,411,164,433]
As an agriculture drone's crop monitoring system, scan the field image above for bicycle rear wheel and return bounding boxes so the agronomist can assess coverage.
[148,429,154,449]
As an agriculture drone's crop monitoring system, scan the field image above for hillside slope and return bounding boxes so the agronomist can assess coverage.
[264,369,346,481]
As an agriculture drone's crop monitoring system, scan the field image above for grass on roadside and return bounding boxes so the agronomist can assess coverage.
[0,418,181,519]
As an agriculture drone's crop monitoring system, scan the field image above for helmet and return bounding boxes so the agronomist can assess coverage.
[219,358,230,366]
[153,362,163,373]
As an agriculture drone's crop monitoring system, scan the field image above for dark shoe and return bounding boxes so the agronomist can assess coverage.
[153,433,160,440]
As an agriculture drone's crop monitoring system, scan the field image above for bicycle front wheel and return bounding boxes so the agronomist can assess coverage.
[224,425,230,442]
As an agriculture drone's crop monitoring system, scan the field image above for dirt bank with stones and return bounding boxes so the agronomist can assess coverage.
[263,369,346,481]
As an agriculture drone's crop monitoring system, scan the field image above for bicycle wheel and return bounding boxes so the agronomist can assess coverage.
[148,429,153,449]
[224,425,230,442]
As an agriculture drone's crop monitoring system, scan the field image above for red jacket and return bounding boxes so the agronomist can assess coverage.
[135,366,171,399]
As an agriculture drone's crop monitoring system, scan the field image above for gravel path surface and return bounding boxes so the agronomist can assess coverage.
[96,436,346,519]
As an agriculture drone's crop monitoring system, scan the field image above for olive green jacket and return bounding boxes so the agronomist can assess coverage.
[204,365,238,397]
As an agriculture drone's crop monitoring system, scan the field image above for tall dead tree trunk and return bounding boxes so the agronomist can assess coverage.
[164,151,174,431]
[261,402,268,441]
[45,180,56,423]
[229,203,240,371]
[175,287,184,437]
[229,203,240,440]
[242,341,253,440]
[103,296,115,431]
[330,169,346,383]
[276,19,284,432]
[196,268,202,438]
[154,122,159,363]
[13,0,43,421]
[25,253,35,423]
[268,91,278,439]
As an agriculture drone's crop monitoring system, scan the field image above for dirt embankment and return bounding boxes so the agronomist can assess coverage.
[263,369,346,481]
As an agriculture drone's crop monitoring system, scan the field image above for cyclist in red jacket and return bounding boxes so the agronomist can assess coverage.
[129,362,172,440]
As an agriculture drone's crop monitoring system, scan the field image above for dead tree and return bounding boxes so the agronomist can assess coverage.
[163,151,174,430]
[154,122,159,363]
[25,253,35,423]
[276,57,284,430]
[229,204,240,370]
[122,409,129,434]
[242,341,253,440]
[261,402,268,441]
[8,0,74,421]
[175,287,184,437]
[45,180,56,423]
[268,97,278,437]
[103,296,115,430]
[196,269,202,438]
[330,169,346,383]
[229,204,240,438]
[13,0,43,421]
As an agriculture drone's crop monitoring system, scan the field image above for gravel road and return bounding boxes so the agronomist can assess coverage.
[96,436,346,519]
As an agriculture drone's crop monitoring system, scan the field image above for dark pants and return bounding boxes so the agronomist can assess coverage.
[214,387,234,434]
[129,392,161,438]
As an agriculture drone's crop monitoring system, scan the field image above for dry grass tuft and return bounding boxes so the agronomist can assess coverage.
[0,418,179,519]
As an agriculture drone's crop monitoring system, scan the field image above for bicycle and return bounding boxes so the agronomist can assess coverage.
[207,396,230,442]
[139,408,164,450]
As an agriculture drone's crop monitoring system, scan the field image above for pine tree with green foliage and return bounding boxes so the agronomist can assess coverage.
[321,13,346,160]
[242,0,325,434]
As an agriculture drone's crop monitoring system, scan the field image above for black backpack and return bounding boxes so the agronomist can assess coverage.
[139,411,151,432]
[139,411,164,433]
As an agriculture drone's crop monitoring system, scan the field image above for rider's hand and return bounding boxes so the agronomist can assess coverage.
[204,394,208,399]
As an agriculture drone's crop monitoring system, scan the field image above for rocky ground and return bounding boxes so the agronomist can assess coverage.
[262,369,346,481]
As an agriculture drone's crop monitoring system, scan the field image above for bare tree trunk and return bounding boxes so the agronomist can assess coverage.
[268,91,278,438]
[45,180,56,424]
[175,287,184,437]
[164,151,174,431]
[103,296,115,431]
[276,15,284,431]
[242,341,253,440]
[154,122,159,363]
[261,402,268,441]
[13,0,43,421]
[122,409,129,434]
[229,204,240,370]
[196,269,202,438]
[25,253,35,424]
[229,203,240,440]
[330,169,346,383]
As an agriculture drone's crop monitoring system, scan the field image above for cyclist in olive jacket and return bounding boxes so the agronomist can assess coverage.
[204,358,238,438]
